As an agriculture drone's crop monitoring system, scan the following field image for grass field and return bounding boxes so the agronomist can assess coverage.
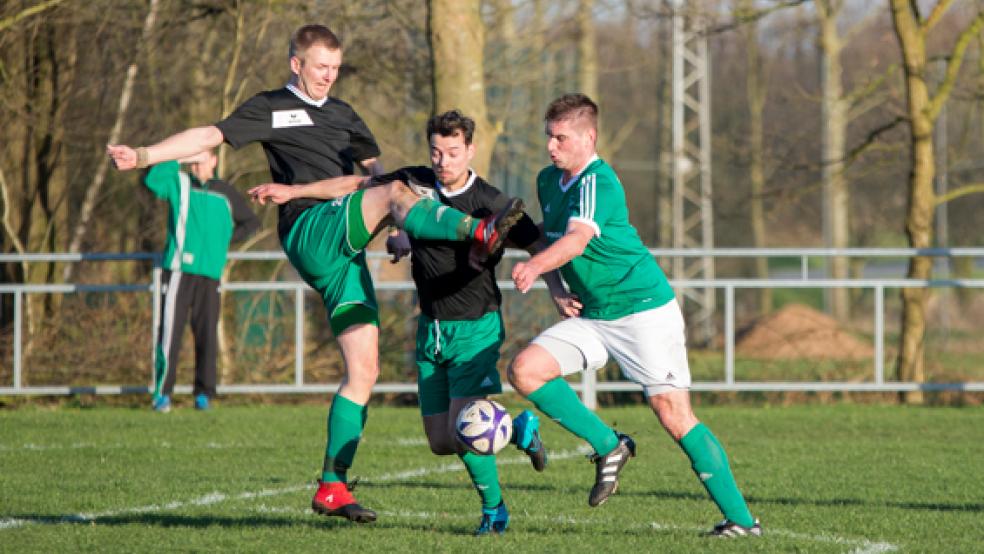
[2,402,982,552]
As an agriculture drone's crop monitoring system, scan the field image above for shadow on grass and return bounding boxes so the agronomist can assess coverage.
[616,488,984,513]
[3,512,496,537]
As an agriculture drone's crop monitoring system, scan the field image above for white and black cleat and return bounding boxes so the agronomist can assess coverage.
[587,433,636,507]
[707,518,762,537]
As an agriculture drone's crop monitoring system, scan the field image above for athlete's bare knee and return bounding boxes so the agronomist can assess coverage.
[508,351,542,395]
[347,363,380,390]
[649,391,698,440]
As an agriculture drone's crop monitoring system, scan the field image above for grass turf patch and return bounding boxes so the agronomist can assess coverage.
[1,403,981,552]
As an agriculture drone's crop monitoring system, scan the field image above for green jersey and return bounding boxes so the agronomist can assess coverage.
[537,156,675,320]
[144,161,258,280]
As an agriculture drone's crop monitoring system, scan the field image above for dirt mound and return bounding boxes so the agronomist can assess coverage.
[736,303,873,360]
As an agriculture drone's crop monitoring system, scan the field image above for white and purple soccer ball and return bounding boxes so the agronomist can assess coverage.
[455,399,513,455]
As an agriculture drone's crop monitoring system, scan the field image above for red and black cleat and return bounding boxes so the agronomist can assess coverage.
[311,480,377,523]
[469,197,525,269]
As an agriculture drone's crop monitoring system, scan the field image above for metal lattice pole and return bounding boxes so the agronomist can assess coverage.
[671,0,715,343]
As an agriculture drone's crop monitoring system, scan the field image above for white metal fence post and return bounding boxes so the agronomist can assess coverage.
[875,284,885,384]
[725,285,735,384]
[295,286,304,386]
[13,290,22,390]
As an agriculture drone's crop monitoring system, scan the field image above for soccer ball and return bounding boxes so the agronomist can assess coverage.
[455,399,513,455]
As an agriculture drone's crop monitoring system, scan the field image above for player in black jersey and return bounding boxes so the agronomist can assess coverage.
[108,25,523,524]
[390,111,570,535]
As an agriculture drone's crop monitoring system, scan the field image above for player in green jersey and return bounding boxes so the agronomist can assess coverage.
[508,93,760,537]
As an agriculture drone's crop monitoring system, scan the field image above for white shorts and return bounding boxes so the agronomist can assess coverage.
[531,300,691,396]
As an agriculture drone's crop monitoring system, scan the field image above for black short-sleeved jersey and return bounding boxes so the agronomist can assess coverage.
[215,86,381,238]
[391,166,540,320]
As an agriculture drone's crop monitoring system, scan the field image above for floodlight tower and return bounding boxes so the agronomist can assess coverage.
[670,0,715,343]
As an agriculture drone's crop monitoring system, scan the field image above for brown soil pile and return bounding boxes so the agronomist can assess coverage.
[736,303,873,360]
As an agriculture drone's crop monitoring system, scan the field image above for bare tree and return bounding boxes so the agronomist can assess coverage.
[427,0,498,176]
[739,0,771,313]
[817,0,850,320]
[63,0,161,283]
[888,0,984,404]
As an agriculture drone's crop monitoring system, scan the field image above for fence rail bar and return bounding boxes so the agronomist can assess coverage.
[5,248,984,399]
[3,246,984,265]
[3,381,983,397]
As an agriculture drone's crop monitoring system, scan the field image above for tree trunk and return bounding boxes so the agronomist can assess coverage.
[888,0,984,404]
[576,0,602,153]
[817,0,850,321]
[742,0,771,314]
[427,0,498,177]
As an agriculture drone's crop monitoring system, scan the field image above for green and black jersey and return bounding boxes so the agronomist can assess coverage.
[537,155,674,320]
[390,166,540,320]
[144,161,259,280]
[215,85,381,239]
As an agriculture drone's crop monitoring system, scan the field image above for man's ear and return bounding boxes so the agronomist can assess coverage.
[289,55,302,76]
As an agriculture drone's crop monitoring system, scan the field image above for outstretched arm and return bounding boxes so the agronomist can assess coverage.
[247,175,367,205]
[108,126,224,171]
[512,220,593,294]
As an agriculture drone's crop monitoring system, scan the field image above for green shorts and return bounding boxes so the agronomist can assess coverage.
[281,191,378,335]
[416,311,505,416]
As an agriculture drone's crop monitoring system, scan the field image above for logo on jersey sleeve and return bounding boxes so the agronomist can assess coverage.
[272,109,315,128]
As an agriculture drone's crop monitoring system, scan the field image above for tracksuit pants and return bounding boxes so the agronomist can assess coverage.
[154,270,220,398]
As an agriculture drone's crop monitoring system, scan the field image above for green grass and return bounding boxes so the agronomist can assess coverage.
[2,403,982,552]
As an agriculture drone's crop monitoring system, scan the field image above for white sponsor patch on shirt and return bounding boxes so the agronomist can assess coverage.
[182,252,195,264]
[272,109,314,128]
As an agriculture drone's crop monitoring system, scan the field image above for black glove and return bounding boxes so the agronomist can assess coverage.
[386,229,412,263]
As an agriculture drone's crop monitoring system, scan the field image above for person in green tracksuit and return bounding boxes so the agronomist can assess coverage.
[145,150,259,413]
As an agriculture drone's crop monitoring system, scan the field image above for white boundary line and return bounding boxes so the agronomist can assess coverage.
[0,446,899,552]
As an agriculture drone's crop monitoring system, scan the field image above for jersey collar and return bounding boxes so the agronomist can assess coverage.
[558,154,599,192]
[285,83,328,107]
[437,169,477,198]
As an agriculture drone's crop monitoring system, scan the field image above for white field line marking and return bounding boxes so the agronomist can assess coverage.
[0,448,589,531]
[0,437,431,452]
[0,445,900,553]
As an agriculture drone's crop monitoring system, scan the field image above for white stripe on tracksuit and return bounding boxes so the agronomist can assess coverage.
[153,173,191,395]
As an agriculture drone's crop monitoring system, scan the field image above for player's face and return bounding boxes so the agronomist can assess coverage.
[545,118,596,175]
[190,153,217,182]
[291,45,342,101]
[430,132,475,189]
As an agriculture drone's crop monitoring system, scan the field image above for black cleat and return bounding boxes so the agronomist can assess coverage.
[587,433,636,507]
[707,518,762,537]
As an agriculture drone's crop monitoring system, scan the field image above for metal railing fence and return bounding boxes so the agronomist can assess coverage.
[2,248,984,404]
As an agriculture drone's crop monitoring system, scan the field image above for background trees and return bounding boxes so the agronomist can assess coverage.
[3,0,984,397]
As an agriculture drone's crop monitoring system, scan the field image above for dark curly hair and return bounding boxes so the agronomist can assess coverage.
[426,109,475,145]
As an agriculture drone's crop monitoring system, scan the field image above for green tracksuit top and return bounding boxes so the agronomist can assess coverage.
[144,161,257,280]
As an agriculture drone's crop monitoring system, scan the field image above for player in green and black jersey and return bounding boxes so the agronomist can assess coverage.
[509,94,761,537]
[378,110,567,535]
[108,25,524,524]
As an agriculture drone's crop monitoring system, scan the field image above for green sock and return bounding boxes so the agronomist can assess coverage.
[527,378,619,456]
[321,394,368,483]
[679,423,755,528]
[459,451,502,511]
[402,198,477,241]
